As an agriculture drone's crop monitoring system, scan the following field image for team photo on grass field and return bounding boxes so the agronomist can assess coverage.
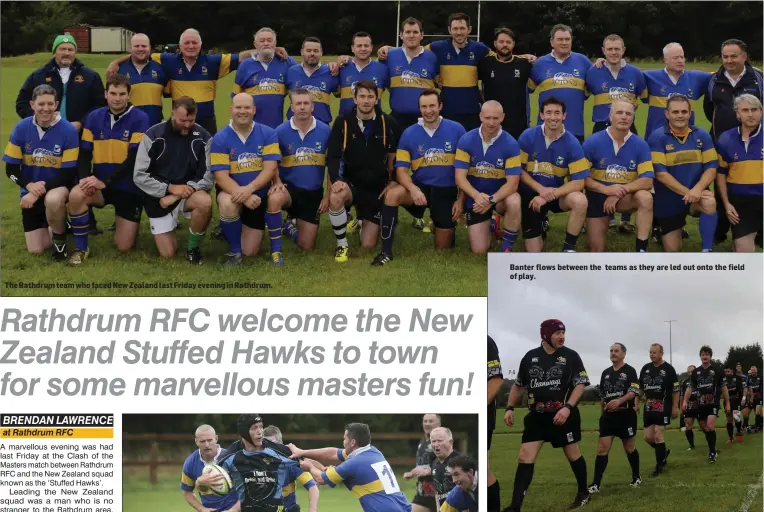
[1,2,762,296]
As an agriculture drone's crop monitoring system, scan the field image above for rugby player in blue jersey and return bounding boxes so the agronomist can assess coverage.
[181,424,237,512]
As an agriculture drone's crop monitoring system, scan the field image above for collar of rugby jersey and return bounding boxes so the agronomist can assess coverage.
[480,125,503,154]
[228,120,256,143]
[352,58,372,72]
[32,112,62,139]
[108,104,134,129]
[739,123,763,151]
[301,62,322,77]
[550,50,572,64]
[605,59,627,80]
[356,110,377,132]
[252,52,273,71]
[291,116,318,141]
[346,444,372,460]
[403,46,425,65]
[418,116,443,137]
[540,122,566,149]
[725,66,746,87]
[471,471,479,492]
[663,67,685,86]
[606,125,633,154]
[197,445,222,464]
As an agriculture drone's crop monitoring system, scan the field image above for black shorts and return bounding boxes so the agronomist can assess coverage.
[349,183,383,225]
[521,408,582,448]
[586,191,612,218]
[684,406,698,419]
[21,196,48,232]
[411,495,437,511]
[643,410,671,428]
[101,188,142,223]
[465,205,497,226]
[728,193,762,241]
[407,183,459,229]
[697,405,719,421]
[240,202,266,230]
[520,187,564,239]
[729,399,742,412]
[285,182,322,225]
[599,409,638,439]
[656,205,691,234]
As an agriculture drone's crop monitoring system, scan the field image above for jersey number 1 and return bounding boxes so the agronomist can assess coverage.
[371,461,401,494]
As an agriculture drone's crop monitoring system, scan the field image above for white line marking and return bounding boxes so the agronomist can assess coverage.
[739,472,763,512]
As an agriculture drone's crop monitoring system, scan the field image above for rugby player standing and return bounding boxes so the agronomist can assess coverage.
[737,363,752,432]
[118,34,168,126]
[337,32,390,117]
[723,365,747,443]
[403,414,440,512]
[263,425,316,512]
[429,427,461,510]
[639,343,679,476]
[181,424,237,512]
[487,335,504,512]
[286,38,339,126]
[440,455,478,512]
[746,366,762,432]
[683,346,730,462]
[587,343,642,494]
[680,365,699,449]
[503,319,591,510]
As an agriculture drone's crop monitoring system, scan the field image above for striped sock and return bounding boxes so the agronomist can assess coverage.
[265,210,282,254]
[501,228,518,252]
[330,207,349,247]
[220,215,242,254]
[69,209,90,251]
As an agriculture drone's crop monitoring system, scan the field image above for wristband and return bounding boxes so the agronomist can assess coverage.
[506,405,514,411]
[564,403,574,411]
[488,194,496,205]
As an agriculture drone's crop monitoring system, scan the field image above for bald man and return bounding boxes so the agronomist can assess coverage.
[117,33,169,126]
[181,425,237,512]
[454,100,522,254]
[208,93,283,266]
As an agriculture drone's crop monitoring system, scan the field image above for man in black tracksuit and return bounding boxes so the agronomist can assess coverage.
[703,38,763,244]
[326,80,398,261]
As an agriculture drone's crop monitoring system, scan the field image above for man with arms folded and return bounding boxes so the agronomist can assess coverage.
[181,424,237,512]
[118,33,169,126]
[429,427,461,511]
[288,422,412,512]
[440,455,478,512]
[584,100,654,252]
[715,94,763,252]
[403,414,440,512]
[4,85,79,259]
[67,74,150,265]
[454,101,522,254]
[648,94,718,252]
[286,37,339,126]
[209,93,282,266]
[372,89,465,266]
[516,97,589,253]
[133,96,213,264]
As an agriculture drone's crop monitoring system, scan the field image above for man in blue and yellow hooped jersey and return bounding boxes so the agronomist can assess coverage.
[233,27,298,129]
[288,423,412,512]
[337,32,390,117]
[528,24,592,143]
[286,37,339,126]
[439,455,478,512]
[118,34,168,126]
[4,84,79,260]
[263,425,317,512]
[648,94,718,253]
[372,89,466,266]
[67,74,149,266]
[180,424,238,512]
[583,100,655,252]
[209,93,283,266]
[715,93,763,252]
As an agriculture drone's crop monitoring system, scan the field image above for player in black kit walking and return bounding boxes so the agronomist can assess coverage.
[683,346,730,462]
[588,343,642,494]
[723,365,747,443]
[487,335,504,512]
[747,366,763,432]
[639,343,679,477]
[680,365,699,449]
[503,319,591,511]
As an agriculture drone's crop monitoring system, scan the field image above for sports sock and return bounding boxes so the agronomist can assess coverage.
[654,442,666,466]
[329,207,349,247]
[699,212,718,251]
[52,231,67,252]
[705,429,716,453]
[569,456,587,493]
[736,419,742,434]
[562,231,578,252]
[686,429,695,448]
[592,454,608,486]
[282,219,299,242]
[187,229,205,251]
[627,449,640,479]
[487,480,500,512]
[636,237,648,252]
[69,209,90,251]
[265,210,282,253]
[647,440,656,449]
[727,423,734,439]
[744,415,750,429]
[380,204,398,255]
[501,228,518,252]
[220,215,242,254]
[509,463,534,510]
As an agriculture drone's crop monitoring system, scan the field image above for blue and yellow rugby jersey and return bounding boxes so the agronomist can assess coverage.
[528,52,592,137]
[641,69,711,136]
[425,39,491,116]
[233,55,299,129]
[396,118,466,187]
[454,128,522,210]
[338,60,389,116]
[3,115,79,197]
[118,60,168,125]
[286,64,340,125]
[275,117,331,191]
[152,52,240,119]
[584,62,646,124]
[209,122,281,197]
[282,471,317,510]
[180,449,238,511]
[517,125,590,190]
[440,484,477,512]
[386,47,440,115]
[322,446,411,512]
[648,125,717,216]
[583,129,654,185]
[80,106,149,193]
[716,124,763,196]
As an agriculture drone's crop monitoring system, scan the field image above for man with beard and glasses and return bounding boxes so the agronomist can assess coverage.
[639,343,679,476]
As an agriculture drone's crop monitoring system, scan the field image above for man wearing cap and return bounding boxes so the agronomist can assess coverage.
[503,319,591,511]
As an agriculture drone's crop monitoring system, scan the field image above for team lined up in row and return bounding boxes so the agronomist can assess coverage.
[487,326,763,510]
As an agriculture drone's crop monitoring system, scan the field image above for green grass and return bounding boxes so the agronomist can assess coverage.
[491,406,764,512]
[123,466,417,512]
[0,54,731,297]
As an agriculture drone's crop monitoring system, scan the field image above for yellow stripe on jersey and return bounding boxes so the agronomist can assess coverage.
[5,142,22,160]
[263,142,280,157]
[440,502,460,512]
[505,155,522,168]
[593,92,637,106]
[81,128,94,143]
[439,65,478,88]
[526,161,567,177]
[171,80,216,103]
[231,158,263,174]
[455,148,471,165]
[325,466,344,485]
[590,168,637,184]
[718,154,728,168]
[218,54,232,79]
[664,149,702,166]
[534,77,586,94]
[648,96,670,108]
[701,148,718,164]
[241,83,287,96]
[527,78,538,91]
[281,153,326,167]
[488,360,500,367]
[198,488,215,496]
[411,153,456,169]
[519,150,529,165]
[296,472,314,486]
[130,82,164,107]
[467,166,505,179]
[390,76,436,89]
[151,53,161,64]
[130,132,144,145]
[283,482,296,496]
[396,149,412,164]
[651,151,667,166]
[181,472,195,487]
[640,88,649,100]
[63,148,79,163]
[92,139,128,164]
[232,83,242,94]
[726,160,764,184]
[569,158,590,174]
[637,161,653,176]
[350,479,385,498]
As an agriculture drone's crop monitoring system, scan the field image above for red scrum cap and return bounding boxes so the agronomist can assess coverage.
[540,319,565,343]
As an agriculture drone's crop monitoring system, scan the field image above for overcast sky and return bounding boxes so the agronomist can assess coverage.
[488,254,763,382]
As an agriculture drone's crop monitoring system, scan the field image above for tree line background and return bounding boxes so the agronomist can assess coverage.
[2,1,762,60]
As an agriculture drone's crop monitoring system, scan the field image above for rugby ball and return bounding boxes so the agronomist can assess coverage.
[201,464,233,495]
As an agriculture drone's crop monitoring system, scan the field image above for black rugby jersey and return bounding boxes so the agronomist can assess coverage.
[515,345,589,413]
[681,378,698,410]
[431,450,461,505]
[725,374,745,401]
[599,363,640,411]
[639,361,679,413]
[690,364,725,407]
[488,335,503,429]
[414,437,436,498]
[748,375,762,400]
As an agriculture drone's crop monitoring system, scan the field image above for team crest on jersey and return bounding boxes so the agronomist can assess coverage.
[621,373,627,378]
[287,143,294,152]
[446,54,451,60]
[545,69,552,78]
[123,130,130,139]
[733,152,739,160]
[531,152,538,160]
[497,158,503,166]
[469,52,475,61]
[178,68,183,75]
[697,139,704,148]
[660,85,666,94]
[556,156,564,166]
[74,75,84,83]
[100,131,105,139]
[628,160,636,170]
[531,357,538,363]
[52,144,62,154]
[605,374,610,379]
[553,72,577,86]
[514,69,520,78]
[666,144,674,151]
[659,369,666,376]
[687,89,694,97]
[417,145,426,155]
[601,82,609,91]
[445,142,452,151]
[557,356,567,363]
[599,157,607,166]
[201,66,208,76]
[152,70,158,79]
[45,77,52,82]
[320,81,327,91]
[125,72,131,79]
[257,145,264,154]
[315,141,322,151]
[421,69,429,77]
